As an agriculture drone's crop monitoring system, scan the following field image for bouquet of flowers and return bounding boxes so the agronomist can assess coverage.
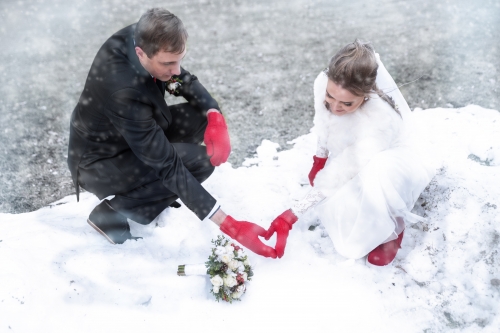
[206,235,254,302]
[177,235,253,303]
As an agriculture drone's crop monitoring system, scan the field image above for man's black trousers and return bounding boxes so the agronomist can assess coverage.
[80,103,215,224]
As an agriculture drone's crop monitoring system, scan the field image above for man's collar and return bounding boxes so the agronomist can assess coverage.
[126,24,151,79]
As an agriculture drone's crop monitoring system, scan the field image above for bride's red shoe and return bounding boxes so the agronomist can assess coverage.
[367,230,404,266]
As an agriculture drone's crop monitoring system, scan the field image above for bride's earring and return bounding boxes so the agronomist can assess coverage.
[364,97,369,101]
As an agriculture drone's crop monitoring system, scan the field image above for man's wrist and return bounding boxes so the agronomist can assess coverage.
[210,208,227,226]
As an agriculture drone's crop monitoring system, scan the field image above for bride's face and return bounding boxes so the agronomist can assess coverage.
[324,80,365,116]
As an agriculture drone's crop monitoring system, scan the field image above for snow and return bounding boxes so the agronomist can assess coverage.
[1,105,499,332]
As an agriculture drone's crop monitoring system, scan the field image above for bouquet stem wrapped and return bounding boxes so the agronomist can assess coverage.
[177,264,207,276]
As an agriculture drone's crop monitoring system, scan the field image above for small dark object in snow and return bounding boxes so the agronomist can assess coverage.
[141,296,152,306]
[169,201,181,208]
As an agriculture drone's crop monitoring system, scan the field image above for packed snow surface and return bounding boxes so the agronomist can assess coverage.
[1,105,499,332]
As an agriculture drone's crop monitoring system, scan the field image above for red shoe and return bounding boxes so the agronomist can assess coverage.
[367,230,404,266]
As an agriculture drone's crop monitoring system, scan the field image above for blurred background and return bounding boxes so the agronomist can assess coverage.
[0,0,498,213]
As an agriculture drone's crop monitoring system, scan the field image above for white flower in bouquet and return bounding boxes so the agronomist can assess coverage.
[237,264,245,273]
[213,286,220,294]
[214,246,226,256]
[225,244,235,254]
[228,259,241,271]
[236,249,244,258]
[210,275,224,287]
[223,275,238,288]
[232,284,246,299]
[244,257,251,266]
[219,252,234,264]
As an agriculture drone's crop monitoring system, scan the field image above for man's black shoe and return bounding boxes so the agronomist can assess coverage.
[87,200,138,244]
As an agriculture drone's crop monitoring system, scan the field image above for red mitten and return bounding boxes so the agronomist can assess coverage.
[220,216,277,258]
[204,112,231,166]
[308,155,327,186]
[263,209,298,258]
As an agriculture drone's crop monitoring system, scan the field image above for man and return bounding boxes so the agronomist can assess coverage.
[68,8,276,258]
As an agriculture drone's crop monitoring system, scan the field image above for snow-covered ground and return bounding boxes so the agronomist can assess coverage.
[1,105,499,332]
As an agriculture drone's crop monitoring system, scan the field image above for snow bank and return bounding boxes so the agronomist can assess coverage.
[1,105,499,332]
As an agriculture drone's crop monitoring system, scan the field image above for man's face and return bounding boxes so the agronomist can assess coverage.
[135,47,186,81]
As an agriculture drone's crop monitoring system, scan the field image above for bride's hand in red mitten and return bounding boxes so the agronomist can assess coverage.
[308,156,327,186]
[264,210,298,258]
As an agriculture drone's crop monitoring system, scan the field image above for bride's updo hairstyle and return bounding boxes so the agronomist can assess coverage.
[327,39,399,115]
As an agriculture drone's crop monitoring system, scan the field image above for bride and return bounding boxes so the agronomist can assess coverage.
[265,40,435,266]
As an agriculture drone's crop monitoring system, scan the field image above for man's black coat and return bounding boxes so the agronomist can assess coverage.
[68,24,219,220]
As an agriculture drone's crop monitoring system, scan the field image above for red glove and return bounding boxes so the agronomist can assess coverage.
[308,155,327,186]
[263,209,298,258]
[220,215,277,258]
[204,111,231,166]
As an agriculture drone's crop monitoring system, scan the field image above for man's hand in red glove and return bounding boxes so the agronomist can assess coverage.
[220,215,277,258]
[204,110,231,166]
[263,209,298,258]
[308,155,327,186]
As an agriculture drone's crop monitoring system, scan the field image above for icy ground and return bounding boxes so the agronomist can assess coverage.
[1,105,499,332]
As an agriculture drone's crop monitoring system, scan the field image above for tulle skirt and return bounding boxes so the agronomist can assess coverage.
[315,146,433,259]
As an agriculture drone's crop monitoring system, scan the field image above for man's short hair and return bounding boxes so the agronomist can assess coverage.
[134,8,188,57]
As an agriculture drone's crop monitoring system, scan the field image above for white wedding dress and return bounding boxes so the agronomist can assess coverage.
[304,55,435,260]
